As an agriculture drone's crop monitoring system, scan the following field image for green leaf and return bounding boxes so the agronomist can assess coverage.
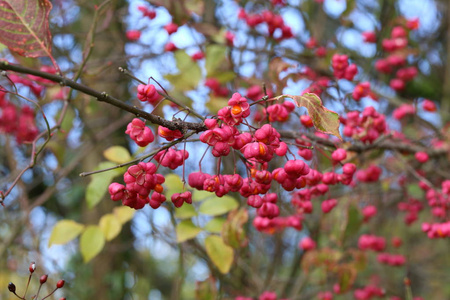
[176,220,202,243]
[164,173,185,200]
[343,204,363,243]
[407,184,424,198]
[192,190,214,202]
[99,214,122,241]
[199,195,239,216]
[203,218,226,233]
[175,204,198,219]
[222,208,249,248]
[205,45,227,75]
[86,162,121,209]
[195,276,218,300]
[165,50,202,91]
[204,235,234,274]
[206,96,228,114]
[48,220,85,247]
[0,0,53,58]
[103,146,131,164]
[275,93,342,140]
[212,71,236,84]
[80,225,105,263]
[113,206,135,224]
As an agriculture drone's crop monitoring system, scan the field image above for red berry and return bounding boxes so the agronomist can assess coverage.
[299,237,316,251]
[40,274,48,284]
[415,151,429,163]
[164,23,178,35]
[422,99,436,112]
[362,31,376,43]
[300,115,313,127]
[29,262,36,273]
[56,279,65,289]
[126,30,141,41]
[164,42,177,52]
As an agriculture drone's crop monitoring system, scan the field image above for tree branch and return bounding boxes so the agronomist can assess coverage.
[0,62,207,133]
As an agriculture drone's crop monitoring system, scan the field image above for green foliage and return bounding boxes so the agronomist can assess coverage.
[176,220,202,243]
[198,195,239,216]
[86,162,123,209]
[48,220,85,246]
[204,235,234,274]
[80,225,105,263]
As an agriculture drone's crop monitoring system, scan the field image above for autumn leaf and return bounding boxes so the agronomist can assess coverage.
[274,93,342,140]
[0,0,53,58]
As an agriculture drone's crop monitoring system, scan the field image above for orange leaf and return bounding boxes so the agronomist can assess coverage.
[275,93,342,140]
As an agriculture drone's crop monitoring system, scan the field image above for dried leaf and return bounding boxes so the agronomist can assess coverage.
[0,0,53,58]
[275,93,342,140]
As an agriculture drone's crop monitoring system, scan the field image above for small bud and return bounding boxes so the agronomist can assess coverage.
[59,298,66,300]
[29,262,36,273]
[56,279,65,289]
[40,274,48,284]
[8,282,16,293]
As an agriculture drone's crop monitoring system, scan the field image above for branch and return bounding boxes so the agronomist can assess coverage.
[278,130,448,157]
[0,62,207,133]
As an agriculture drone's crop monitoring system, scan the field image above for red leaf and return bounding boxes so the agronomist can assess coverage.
[274,93,342,140]
[0,0,53,58]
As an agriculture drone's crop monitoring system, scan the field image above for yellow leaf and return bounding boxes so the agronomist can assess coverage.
[199,195,239,216]
[164,173,185,200]
[103,146,131,164]
[205,235,234,274]
[48,220,85,247]
[176,220,202,243]
[99,214,122,241]
[80,225,105,263]
[113,206,135,224]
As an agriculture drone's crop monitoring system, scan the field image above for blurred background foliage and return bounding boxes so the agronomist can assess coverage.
[1,0,450,299]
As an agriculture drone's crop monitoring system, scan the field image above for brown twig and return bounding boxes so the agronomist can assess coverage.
[0,62,207,133]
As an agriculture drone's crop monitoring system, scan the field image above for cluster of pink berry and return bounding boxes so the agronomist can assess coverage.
[126,5,157,41]
[109,162,166,209]
[368,22,419,91]
[238,8,293,40]
[376,253,406,266]
[341,106,388,143]
[362,205,377,222]
[397,198,423,225]
[298,236,316,251]
[154,148,189,170]
[299,71,330,97]
[426,179,450,209]
[137,5,156,19]
[137,83,161,105]
[236,290,286,300]
[421,221,450,238]
[392,103,415,120]
[355,164,382,183]
[125,118,155,147]
[331,54,358,80]
[290,163,357,215]
[253,214,302,233]
[353,285,385,300]
[358,234,386,252]
[0,93,38,144]
[264,101,295,123]
[205,78,229,97]
[246,85,274,101]
[305,38,327,57]
[352,82,371,101]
